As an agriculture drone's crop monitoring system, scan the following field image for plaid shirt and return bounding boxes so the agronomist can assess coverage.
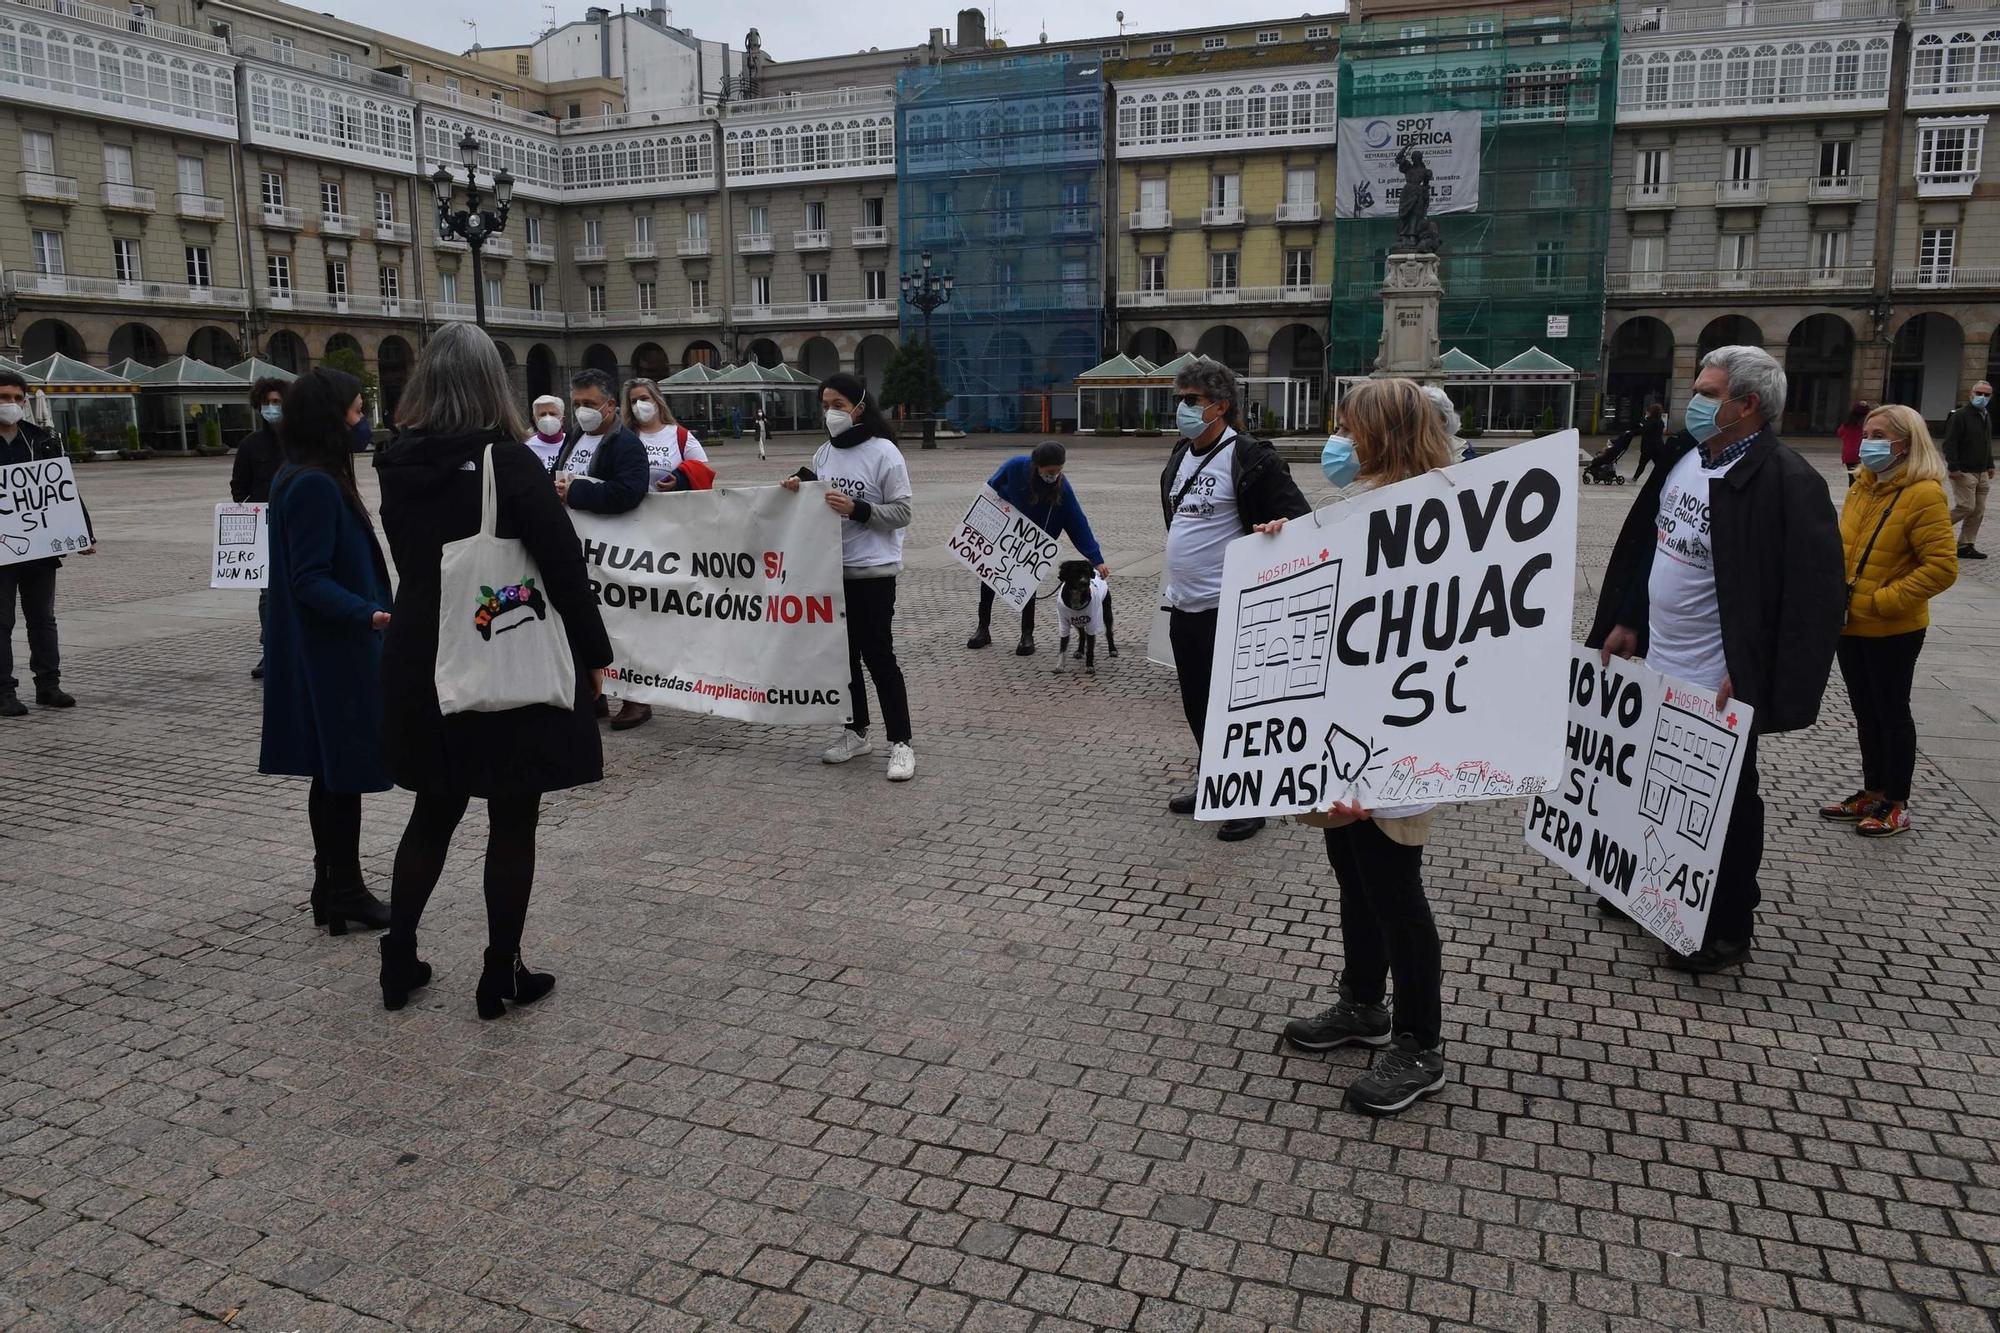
[1700,429,1762,472]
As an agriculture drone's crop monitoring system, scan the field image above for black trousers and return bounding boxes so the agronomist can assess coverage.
[1168,607,1220,746]
[1837,630,1927,804]
[387,792,542,955]
[1707,733,1764,945]
[1325,822,1442,1049]
[844,575,911,744]
[976,582,1036,637]
[0,560,59,692]
[306,778,363,875]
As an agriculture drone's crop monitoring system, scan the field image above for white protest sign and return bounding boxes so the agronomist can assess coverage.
[0,457,91,567]
[1196,430,1579,820]
[1524,646,1754,955]
[947,484,1060,613]
[1334,111,1482,220]
[210,503,269,589]
[570,482,849,725]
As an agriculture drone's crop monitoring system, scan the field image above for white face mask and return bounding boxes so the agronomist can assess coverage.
[631,400,659,425]
[535,413,563,436]
[824,408,854,437]
[0,402,23,426]
[574,406,605,434]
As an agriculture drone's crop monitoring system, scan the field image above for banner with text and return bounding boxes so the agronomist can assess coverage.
[947,485,1060,613]
[1196,430,1578,820]
[1334,111,1483,220]
[570,483,849,725]
[0,457,91,567]
[1524,646,1754,955]
[211,503,269,588]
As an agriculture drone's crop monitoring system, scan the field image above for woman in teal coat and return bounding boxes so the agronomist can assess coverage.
[259,367,393,935]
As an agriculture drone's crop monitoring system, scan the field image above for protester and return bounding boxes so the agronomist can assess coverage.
[258,367,392,935]
[1283,377,1456,1116]
[525,394,566,472]
[754,406,769,461]
[1590,344,1844,973]
[967,441,1109,656]
[1820,404,1957,839]
[1838,401,1868,478]
[373,323,613,1018]
[1160,356,1310,842]
[624,378,715,493]
[553,368,649,729]
[1943,378,1993,559]
[1418,384,1470,460]
[781,372,916,782]
[231,376,289,680]
[0,370,91,718]
[1633,401,1669,484]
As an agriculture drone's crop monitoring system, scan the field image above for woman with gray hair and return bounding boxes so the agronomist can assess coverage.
[372,322,614,1018]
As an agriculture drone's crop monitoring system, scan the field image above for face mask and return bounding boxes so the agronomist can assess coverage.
[535,414,563,437]
[0,403,22,426]
[631,400,658,424]
[574,406,605,434]
[351,419,372,451]
[1321,435,1361,488]
[1682,393,1725,443]
[260,404,283,424]
[1859,438,1900,474]
[1176,401,1211,440]
[1038,471,1062,487]
[1975,394,1991,410]
[825,409,854,437]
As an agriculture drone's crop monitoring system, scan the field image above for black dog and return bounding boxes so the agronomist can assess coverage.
[1054,559,1116,674]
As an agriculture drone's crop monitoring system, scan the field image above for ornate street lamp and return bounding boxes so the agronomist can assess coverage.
[431,131,514,329]
[899,249,953,449]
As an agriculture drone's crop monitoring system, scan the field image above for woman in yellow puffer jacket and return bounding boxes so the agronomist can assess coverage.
[1820,404,1958,838]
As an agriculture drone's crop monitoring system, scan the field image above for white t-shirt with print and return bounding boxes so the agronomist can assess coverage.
[563,431,604,476]
[1059,576,1109,636]
[525,434,564,472]
[1646,447,1743,689]
[637,425,708,488]
[1164,433,1240,613]
[812,435,912,570]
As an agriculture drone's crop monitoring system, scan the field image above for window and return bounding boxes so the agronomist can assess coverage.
[1718,233,1756,273]
[1467,18,1497,48]
[20,131,54,175]
[1141,254,1166,293]
[1629,236,1664,274]
[261,173,285,208]
[1535,239,1564,288]
[444,77,460,96]
[1638,149,1670,186]
[31,230,64,277]
[1062,257,1086,306]
[185,245,212,288]
[439,272,458,305]
[806,271,828,304]
[637,280,656,313]
[266,255,291,292]
[1918,120,1985,185]
[175,156,206,198]
[805,201,827,231]
[1920,226,1956,278]
[1257,29,1281,45]
[1203,35,1226,51]
[485,276,501,310]
[690,278,709,311]
[1151,41,1174,55]
[583,218,602,247]
[748,204,769,236]
[633,214,652,244]
[320,181,342,218]
[688,210,708,241]
[1208,250,1238,293]
[525,215,543,245]
[270,35,295,64]
[587,283,606,314]
[114,238,141,283]
[492,92,505,109]
[1139,177,1167,216]
[328,51,350,77]
[1305,24,1331,40]
[326,260,348,297]
[750,275,772,306]
[566,102,582,120]
[1813,229,1849,273]
[1818,140,1852,181]
[1727,144,1759,181]
[865,269,887,301]
[1210,172,1241,210]
[1101,45,1125,59]
[1284,248,1313,289]
[103,144,133,186]
[379,266,399,302]
[863,197,884,228]
[375,190,395,225]
[528,281,544,311]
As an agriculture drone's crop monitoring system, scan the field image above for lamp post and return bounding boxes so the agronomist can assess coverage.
[899,249,953,449]
[430,131,513,329]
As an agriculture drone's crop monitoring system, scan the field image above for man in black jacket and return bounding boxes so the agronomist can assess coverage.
[1589,345,1844,973]
[1942,379,1993,559]
[230,376,288,680]
[551,367,652,729]
[0,369,94,717]
[1159,357,1311,842]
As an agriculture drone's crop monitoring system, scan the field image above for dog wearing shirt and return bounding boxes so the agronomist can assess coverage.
[1054,558,1115,674]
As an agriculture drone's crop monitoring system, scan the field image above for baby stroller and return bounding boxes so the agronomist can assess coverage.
[1582,427,1636,485]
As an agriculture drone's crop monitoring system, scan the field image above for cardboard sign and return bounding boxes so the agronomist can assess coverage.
[1524,646,1755,955]
[569,482,849,725]
[947,484,1060,614]
[1196,431,1579,819]
[0,457,91,567]
[210,503,269,588]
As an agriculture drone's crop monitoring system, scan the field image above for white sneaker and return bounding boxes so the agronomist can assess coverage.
[886,742,916,782]
[821,730,874,764]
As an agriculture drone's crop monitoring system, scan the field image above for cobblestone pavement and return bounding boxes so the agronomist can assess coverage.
[2,439,1996,1333]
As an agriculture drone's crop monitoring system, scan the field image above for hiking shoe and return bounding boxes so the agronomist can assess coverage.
[1857,801,1911,838]
[1668,937,1752,974]
[1819,790,1882,822]
[1284,997,1391,1051]
[821,730,874,764]
[886,742,916,782]
[1345,1038,1447,1115]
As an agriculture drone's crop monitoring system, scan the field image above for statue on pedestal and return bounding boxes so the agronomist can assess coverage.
[1394,147,1441,255]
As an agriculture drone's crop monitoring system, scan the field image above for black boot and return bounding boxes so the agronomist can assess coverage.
[475,947,555,1020]
[1014,633,1036,657]
[34,684,75,708]
[309,857,329,926]
[966,625,992,649]
[322,863,391,936]
[379,936,433,1011]
[0,692,25,719]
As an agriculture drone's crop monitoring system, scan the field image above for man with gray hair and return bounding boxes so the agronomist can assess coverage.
[1588,344,1844,973]
[1159,356,1310,842]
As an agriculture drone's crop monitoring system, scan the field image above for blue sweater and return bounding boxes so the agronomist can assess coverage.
[988,456,1104,566]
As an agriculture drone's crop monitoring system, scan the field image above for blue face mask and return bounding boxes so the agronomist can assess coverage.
[1175,400,1211,441]
[1859,438,1900,474]
[351,419,372,452]
[260,404,282,424]
[1974,394,1991,410]
[1682,393,1725,443]
[1321,435,1361,487]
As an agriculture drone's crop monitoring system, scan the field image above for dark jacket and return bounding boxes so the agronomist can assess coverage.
[1158,430,1311,531]
[1586,431,1845,736]
[989,455,1105,565]
[1940,401,1994,473]
[374,432,613,798]
[0,419,93,570]
[1640,414,1667,454]
[554,423,648,514]
[259,465,393,793]
[230,426,283,504]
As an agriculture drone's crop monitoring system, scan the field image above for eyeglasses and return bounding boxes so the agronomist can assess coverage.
[1175,394,1208,408]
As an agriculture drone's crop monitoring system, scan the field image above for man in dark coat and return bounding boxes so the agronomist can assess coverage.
[231,376,289,679]
[0,369,93,717]
[551,367,651,728]
[1942,378,1993,559]
[1588,344,1845,974]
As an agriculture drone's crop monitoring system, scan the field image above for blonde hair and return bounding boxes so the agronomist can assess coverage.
[623,377,676,426]
[1864,405,1948,487]
[1341,378,1456,485]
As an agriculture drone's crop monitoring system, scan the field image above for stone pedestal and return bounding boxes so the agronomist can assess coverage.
[1374,252,1443,379]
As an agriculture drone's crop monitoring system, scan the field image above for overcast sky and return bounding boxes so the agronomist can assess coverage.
[333,0,1332,65]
